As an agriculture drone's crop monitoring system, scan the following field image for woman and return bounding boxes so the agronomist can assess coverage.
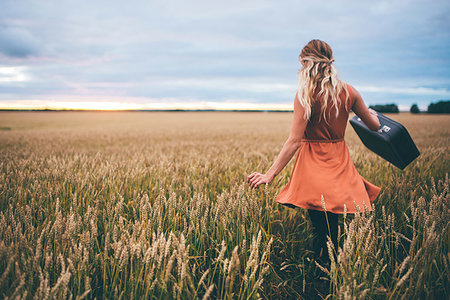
[247,39,381,262]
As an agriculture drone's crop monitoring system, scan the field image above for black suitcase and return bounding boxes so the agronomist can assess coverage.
[349,112,420,169]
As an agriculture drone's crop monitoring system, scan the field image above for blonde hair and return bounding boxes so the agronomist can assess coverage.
[297,39,348,121]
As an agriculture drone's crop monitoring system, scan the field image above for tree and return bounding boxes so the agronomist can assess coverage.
[428,100,450,114]
[410,104,420,114]
[369,104,399,113]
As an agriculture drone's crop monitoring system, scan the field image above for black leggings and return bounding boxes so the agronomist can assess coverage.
[308,209,339,262]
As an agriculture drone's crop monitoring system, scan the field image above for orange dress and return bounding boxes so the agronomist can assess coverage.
[275,83,381,214]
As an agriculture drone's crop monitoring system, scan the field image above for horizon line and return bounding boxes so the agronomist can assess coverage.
[0,100,437,112]
[0,108,441,113]
[0,108,294,112]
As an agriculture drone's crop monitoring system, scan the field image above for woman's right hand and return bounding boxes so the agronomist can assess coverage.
[247,172,273,189]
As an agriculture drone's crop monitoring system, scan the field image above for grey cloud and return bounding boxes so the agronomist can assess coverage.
[0,0,449,109]
[0,26,43,57]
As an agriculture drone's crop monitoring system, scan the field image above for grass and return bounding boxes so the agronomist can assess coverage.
[0,111,448,299]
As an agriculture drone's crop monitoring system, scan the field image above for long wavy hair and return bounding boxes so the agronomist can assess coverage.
[297,39,348,121]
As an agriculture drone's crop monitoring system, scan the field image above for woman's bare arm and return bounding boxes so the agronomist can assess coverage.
[247,94,308,189]
[350,85,380,131]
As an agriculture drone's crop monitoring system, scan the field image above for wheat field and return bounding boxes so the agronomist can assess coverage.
[0,111,448,299]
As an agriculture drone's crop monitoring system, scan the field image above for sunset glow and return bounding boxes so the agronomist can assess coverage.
[0,100,294,111]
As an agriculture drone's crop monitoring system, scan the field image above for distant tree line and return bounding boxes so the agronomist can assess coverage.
[368,100,450,114]
[369,104,399,113]
[427,100,450,114]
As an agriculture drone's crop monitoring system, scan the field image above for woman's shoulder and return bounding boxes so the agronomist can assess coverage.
[341,82,356,107]
[342,82,353,94]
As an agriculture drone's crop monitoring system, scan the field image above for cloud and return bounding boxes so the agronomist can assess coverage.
[0,66,30,82]
[356,86,450,97]
[0,26,42,57]
[0,0,449,109]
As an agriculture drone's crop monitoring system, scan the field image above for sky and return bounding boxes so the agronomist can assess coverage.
[0,0,449,111]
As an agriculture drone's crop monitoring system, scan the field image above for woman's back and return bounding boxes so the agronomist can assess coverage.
[304,84,353,141]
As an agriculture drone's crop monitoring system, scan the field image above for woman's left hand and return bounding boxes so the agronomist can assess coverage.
[247,172,272,189]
